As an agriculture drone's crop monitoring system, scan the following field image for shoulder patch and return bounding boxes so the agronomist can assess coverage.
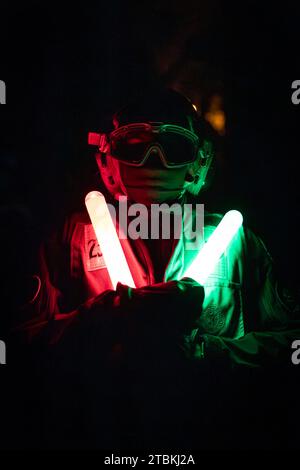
[84,224,106,271]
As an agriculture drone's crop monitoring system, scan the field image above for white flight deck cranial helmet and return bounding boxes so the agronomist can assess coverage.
[89,88,215,200]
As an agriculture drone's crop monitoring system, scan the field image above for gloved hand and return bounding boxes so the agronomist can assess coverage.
[116,277,204,338]
[80,277,204,366]
[84,277,204,332]
[116,277,204,373]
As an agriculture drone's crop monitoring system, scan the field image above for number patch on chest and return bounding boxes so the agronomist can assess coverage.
[84,224,106,271]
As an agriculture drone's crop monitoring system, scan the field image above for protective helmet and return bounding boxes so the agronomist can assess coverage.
[88,88,215,199]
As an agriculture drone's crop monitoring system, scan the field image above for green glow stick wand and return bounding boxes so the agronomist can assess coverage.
[182,210,243,284]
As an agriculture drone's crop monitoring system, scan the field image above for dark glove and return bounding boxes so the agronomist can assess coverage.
[116,277,204,336]
[79,278,204,365]
[83,277,204,333]
[116,277,204,373]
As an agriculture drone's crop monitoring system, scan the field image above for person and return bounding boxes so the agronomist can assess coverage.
[15,88,300,449]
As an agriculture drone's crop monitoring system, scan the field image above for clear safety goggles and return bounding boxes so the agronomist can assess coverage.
[89,122,201,168]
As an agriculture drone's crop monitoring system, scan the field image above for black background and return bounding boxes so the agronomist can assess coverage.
[0,0,300,451]
[1,1,299,277]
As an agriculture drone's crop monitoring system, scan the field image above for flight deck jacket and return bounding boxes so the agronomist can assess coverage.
[19,204,300,369]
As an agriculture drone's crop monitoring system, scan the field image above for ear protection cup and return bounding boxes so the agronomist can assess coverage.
[186,139,215,195]
[95,152,125,199]
[201,152,216,192]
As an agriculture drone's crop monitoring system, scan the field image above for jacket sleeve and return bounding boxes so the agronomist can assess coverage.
[194,229,300,368]
[13,219,119,346]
